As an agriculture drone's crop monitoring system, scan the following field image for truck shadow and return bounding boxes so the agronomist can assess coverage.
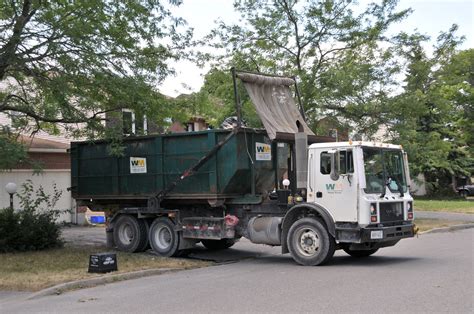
[182,247,273,263]
[326,255,422,267]
[180,246,422,267]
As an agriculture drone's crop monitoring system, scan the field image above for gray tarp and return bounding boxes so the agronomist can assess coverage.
[236,72,314,140]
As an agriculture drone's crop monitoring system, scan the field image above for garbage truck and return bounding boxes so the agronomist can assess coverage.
[71,70,416,266]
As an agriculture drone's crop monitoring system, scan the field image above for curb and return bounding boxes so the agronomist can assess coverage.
[27,268,178,300]
[419,223,474,235]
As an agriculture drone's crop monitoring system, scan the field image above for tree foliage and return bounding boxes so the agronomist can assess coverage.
[192,0,472,193]
[0,0,190,167]
[0,128,26,169]
[204,0,410,133]
[188,59,263,128]
[388,27,473,194]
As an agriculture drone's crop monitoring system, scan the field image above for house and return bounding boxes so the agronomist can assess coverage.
[169,117,209,133]
[316,116,349,141]
[0,114,77,222]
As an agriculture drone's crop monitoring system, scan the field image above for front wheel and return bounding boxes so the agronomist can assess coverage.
[343,248,379,257]
[149,218,180,257]
[287,218,335,266]
[459,190,468,198]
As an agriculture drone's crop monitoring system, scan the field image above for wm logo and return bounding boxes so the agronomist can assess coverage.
[326,183,342,192]
[326,183,336,190]
[131,160,145,167]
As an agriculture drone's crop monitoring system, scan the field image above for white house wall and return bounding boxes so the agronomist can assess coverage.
[0,169,74,222]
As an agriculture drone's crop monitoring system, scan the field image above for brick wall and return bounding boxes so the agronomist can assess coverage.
[14,152,70,170]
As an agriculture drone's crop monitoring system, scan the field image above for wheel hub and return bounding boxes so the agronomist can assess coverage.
[118,223,134,244]
[154,225,172,250]
[298,229,320,256]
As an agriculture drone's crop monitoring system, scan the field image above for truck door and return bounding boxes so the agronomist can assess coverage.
[309,148,358,222]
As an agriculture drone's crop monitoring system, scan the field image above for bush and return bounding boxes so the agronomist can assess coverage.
[0,180,64,252]
[0,207,63,252]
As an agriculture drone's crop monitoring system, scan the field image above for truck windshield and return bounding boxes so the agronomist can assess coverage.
[363,147,407,194]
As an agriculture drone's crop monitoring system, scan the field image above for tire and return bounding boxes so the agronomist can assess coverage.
[113,215,148,253]
[201,238,238,250]
[459,190,468,198]
[149,217,180,257]
[343,248,379,257]
[287,217,335,266]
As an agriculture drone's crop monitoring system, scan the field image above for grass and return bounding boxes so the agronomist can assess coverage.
[0,246,210,292]
[414,199,474,214]
[414,218,471,232]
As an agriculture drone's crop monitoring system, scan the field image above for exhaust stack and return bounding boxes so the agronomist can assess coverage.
[295,130,308,189]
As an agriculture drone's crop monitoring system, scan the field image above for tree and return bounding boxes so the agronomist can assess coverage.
[205,0,410,134]
[189,56,264,128]
[0,0,191,167]
[388,26,474,194]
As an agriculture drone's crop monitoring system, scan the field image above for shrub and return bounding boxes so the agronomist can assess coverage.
[0,181,64,252]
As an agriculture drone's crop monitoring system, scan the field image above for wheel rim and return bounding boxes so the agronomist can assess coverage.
[118,223,134,244]
[153,223,172,251]
[295,227,320,257]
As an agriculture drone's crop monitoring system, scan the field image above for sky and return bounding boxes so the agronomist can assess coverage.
[159,0,474,97]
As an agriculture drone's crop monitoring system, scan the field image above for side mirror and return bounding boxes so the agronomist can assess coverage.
[329,150,340,181]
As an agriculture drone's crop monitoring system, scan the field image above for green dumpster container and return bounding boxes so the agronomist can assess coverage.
[71,129,276,205]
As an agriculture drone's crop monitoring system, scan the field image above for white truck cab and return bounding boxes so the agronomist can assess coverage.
[303,141,415,253]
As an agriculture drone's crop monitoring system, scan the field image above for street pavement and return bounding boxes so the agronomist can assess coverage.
[1,228,473,313]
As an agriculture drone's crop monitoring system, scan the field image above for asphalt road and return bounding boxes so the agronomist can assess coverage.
[2,229,473,313]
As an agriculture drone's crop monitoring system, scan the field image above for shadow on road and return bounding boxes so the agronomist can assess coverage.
[177,245,423,267]
[329,255,422,267]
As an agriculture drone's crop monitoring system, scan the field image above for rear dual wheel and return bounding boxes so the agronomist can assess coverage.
[149,217,180,257]
[113,215,149,253]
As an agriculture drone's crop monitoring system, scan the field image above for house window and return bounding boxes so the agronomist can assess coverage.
[122,110,134,135]
[122,109,147,135]
[186,123,194,132]
[135,114,147,135]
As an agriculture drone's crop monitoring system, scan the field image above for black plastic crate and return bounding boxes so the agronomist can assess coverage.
[88,252,118,273]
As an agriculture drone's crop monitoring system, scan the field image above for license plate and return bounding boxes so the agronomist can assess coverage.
[371,230,383,239]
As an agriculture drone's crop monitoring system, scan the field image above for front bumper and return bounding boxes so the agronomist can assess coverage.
[336,223,415,244]
[360,224,415,242]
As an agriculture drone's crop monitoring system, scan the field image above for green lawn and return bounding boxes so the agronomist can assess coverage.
[0,246,210,291]
[414,199,474,214]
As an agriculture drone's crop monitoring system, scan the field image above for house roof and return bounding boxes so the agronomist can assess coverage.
[18,135,69,152]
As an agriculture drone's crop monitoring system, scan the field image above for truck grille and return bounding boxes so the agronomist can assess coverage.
[380,202,404,222]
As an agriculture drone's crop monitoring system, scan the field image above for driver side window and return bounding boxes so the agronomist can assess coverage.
[320,152,331,175]
[320,150,353,175]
